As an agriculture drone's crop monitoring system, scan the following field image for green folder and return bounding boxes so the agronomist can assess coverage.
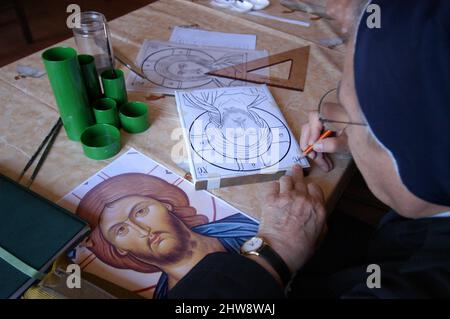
[0,174,90,299]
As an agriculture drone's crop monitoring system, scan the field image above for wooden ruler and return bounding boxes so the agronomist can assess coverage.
[207,46,310,91]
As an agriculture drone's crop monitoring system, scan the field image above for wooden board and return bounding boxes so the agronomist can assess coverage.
[207,46,310,91]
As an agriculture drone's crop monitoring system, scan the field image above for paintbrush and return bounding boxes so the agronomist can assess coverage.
[18,118,62,182]
[114,50,147,80]
[103,22,116,79]
[26,120,63,188]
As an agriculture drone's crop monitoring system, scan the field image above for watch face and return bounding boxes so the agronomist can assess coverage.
[241,237,264,253]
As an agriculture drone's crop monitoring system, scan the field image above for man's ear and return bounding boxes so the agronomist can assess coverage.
[116,248,128,256]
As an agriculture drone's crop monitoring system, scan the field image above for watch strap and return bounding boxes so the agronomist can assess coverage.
[259,244,291,286]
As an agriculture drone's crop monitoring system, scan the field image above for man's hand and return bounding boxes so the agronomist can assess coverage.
[300,111,349,172]
[257,165,327,274]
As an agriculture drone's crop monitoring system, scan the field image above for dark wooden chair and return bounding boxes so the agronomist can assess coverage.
[1,0,33,44]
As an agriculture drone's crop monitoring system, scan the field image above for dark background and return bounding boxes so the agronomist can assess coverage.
[0,0,154,67]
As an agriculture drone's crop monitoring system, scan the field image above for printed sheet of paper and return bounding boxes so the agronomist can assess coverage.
[59,148,258,299]
[126,40,267,95]
[169,27,257,50]
[175,85,310,188]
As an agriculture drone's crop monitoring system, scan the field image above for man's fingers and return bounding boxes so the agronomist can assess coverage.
[308,112,323,146]
[312,135,348,153]
[263,181,280,201]
[292,165,307,194]
[300,123,316,159]
[307,182,325,204]
[279,175,294,193]
[314,153,333,172]
[324,155,334,171]
[292,164,304,182]
[308,151,317,160]
[300,123,310,152]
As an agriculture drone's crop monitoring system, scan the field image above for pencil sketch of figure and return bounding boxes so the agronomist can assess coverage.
[156,52,245,82]
[129,41,268,93]
[144,47,247,89]
[183,88,273,160]
[76,173,257,298]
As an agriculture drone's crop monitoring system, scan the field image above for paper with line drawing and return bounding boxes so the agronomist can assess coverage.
[126,40,267,95]
[175,85,309,185]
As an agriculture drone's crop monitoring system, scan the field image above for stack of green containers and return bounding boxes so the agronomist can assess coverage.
[42,46,150,160]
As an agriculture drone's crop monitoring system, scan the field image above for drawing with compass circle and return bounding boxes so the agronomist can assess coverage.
[126,41,268,95]
[176,85,309,189]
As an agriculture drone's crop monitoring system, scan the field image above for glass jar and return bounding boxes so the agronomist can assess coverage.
[72,11,115,74]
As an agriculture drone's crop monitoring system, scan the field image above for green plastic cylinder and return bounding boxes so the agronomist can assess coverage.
[80,124,121,160]
[101,69,128,106]
[42,47,94,141]
[93,98,120,128]
[119,101,150,134]
[78,54,102,101]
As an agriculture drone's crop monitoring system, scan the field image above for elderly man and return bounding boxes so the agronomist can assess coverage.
[169,0,450,298]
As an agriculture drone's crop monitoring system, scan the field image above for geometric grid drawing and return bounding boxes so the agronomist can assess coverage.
[126,40,268,95]
[59,148,258,299]
[175,85,309,190]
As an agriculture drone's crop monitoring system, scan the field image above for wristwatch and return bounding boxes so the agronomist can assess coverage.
[240,236,291,286]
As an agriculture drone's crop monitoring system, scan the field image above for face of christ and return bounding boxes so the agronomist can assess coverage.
[99,195,192,267]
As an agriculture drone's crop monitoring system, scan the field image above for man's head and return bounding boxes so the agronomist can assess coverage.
[77,173,208,273]
[336,0,450,217]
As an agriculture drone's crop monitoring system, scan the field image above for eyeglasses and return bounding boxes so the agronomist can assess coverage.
[318,87,367,132]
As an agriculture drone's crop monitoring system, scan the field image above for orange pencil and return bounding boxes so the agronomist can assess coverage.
[303,129,333,155]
